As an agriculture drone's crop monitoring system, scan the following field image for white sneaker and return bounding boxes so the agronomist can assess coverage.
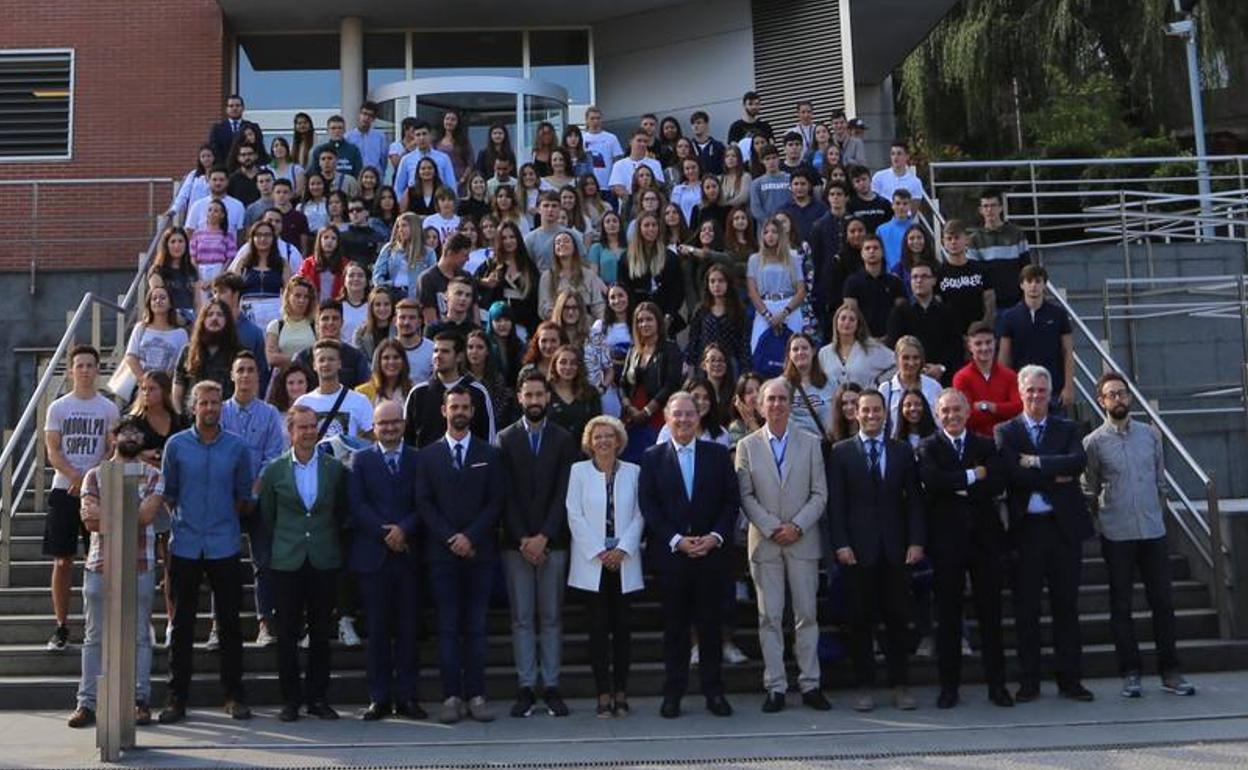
[961,635,974,656]
[723,641,748,665]
[298,633,309,650]
[254,621,277,648]
[689,644,700,666]
[204,626,220,651]
[915,635,935,658]
[735,580,752,604]
[338,616,362,648]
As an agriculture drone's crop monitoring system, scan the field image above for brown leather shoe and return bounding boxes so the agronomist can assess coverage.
[67,707,95,728]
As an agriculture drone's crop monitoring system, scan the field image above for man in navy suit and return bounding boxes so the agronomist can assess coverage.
[918,388,1012,710]
[828,388,925,712]
[638,392,738,719]
[415,386,505,724]
[208,94,263,165]
[348,400,426,722]
[995,364,1094,703]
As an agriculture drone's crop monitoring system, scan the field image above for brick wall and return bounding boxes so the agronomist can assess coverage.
[0,0,225,272]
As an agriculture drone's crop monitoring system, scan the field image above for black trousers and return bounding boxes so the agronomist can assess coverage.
[843,561,912,688]
[656,557,727,700]
[168,554,243,703]
[1101,535,1181,675]
[579,569,632,695]
[932,524,1006,692]
[1014,516,1083,687]
[274,562,337,705]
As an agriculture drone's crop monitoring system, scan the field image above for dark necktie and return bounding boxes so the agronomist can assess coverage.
[868,438,880,478]
[231,119,239,134]
[1032,422,1045,448]
[386,453,399,474]
[529,430,541,456]
[954,436,964,461]
[454,443,464,470]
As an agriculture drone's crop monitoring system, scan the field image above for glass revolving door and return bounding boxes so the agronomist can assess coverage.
[370,76,569,164]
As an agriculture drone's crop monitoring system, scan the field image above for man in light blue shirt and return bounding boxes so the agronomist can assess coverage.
[346,101,389,173]
[876,189,915,273]
[221,351,289,647]
[157,379,256,724]
[394,120,457,207]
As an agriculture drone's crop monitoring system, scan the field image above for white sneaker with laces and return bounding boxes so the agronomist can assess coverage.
[961,635,974,656]
[338,616,362,648]
[298,633,309,650]
[689,644,700,666]
[204,626,220,651]
[722,641,749,665]
[915,635,935,658]
[254,621,277,648]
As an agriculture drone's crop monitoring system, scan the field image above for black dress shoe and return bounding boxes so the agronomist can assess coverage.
[1059,683,1095,702]
[1015,683,1040,703]
[706,695,733,717]
[278,703,300,722]
[396,699,428,720]
[801,689,832,711]
[306,702,339,720]
[157,702,186,725]
[762,691,786,713]
[659,698,681,719]
[988,686,1015,707]
[361,702,391,721]
[936,690,959,709]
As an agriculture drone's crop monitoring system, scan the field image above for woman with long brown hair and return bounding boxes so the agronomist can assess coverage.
[148,226,201,322]
[123,285,188,385]
[355,338,412,407]
[547,343,603,448]
[352,286,396,363]
[618,301,683,461]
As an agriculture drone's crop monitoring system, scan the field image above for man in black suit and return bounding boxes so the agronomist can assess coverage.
[208,94,263,165]
[498,370,577,718]
[638,392,738,719]
[348,400,426,722]
[415,386,505,724]
[918,388,1012,709]
[828,388,925,712]
[994,364,1094,703]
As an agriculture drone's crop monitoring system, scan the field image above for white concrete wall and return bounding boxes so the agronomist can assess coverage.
[853,75,896,170]
[592,0,754,138]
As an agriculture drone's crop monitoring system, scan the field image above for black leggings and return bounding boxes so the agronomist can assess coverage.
[579,570,632,695]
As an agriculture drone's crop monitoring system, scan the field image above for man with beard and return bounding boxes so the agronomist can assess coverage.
[227,144,262,206]
[66,416,163,728]
[497,370,577,718]
[157,380,256,724]
[415,386,505,724]
[728,90,773,144]
[1081,372,1195,699]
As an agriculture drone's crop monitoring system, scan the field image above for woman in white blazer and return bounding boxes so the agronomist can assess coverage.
[817,302,896,388]
[566,414,644,718]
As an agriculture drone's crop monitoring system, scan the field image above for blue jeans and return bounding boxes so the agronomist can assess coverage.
[429,558,494,699]
[76,569,156,709]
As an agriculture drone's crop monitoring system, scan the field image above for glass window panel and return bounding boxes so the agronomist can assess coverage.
[365,33,406,92]
[410,31,523,78]
[529,30,591,103]
[238,35,340,110]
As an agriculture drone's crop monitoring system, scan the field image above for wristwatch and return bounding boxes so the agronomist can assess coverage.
[978,402,990,413]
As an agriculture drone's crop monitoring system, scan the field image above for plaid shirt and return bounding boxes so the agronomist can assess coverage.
[81,464,160,573]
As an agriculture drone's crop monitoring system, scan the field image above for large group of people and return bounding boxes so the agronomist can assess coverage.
[46,89,1196,730]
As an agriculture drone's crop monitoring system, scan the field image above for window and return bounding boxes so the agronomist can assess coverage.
[366,33,406,93]
[238,35,340,110]
[529,31,590,104]
[411,31,523,79]
[0,50,73,161]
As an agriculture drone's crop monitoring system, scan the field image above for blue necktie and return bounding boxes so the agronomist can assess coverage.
[386,452,399,474]
[770,437,785,473]
[529,429,541,456]
[678,446,694,499]
[454,443,464,470]
[1032,422,1045,448]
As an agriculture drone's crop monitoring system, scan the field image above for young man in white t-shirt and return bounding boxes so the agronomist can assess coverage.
[871,139,926,202]
[581,105,623,190]
[395,298,434,384]
[185,167,246,239]
[43,344,121,651]
[422,188,462,245]
[293,339,374,440]
[608,130,665,201]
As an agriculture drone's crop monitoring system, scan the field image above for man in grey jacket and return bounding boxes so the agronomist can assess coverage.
[749,145,792,224]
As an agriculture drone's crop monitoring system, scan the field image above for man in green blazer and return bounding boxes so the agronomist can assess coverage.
[258,404,349,722]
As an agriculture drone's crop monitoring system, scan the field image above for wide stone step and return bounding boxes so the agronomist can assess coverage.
[4,638,1247,710]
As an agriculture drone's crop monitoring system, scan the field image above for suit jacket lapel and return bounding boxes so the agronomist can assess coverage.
[284,455,309,514]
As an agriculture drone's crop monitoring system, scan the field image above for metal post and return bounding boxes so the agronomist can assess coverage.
[1206,477,1231,638]
[114,295,126,363]
[1169,15,1213,236]
[91,302,102,352]
[1239,277,1248,431]
[0,429,12,588]
[29,182,39,296]
[96,460,138,761]
[33,364,50,516]
[1029,162,1042,248]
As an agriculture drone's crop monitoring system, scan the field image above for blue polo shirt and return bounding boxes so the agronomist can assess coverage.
[160,426,255,559]
[998,299,1072,393]
[875,216,913,273]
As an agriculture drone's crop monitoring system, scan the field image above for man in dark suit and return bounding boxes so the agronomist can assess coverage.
[415,386,505,724]
[498,370,577,718]
[348,400,426,721]
[829,388,925,712]
[638,392,738,719]
[208,94,263,165]
[257,404,348,722]
[995,364,1094,703]
[918,388,1012,709]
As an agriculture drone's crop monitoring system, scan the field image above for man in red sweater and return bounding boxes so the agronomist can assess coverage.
[952,321,1021,436]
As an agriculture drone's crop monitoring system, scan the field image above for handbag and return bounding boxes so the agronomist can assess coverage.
[107,364,137,403]
[751,325,791,378]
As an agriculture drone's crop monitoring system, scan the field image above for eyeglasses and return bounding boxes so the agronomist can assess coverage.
[1101,389,1130,401]
[348,207,366,214]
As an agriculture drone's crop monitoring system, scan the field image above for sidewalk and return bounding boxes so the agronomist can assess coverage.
[4,672,1248,769]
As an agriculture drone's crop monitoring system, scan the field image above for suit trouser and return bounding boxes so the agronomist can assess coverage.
[357,557,423,705]
[1101,535,1181,676]
[429,558,493,699]
[843,561,912,688]
[933,524,1006,692]
[1014,515,1083,687]
[578,569,632,695]
[501,549,567,689]
[168,554,244,703]
[750,550,821,694]
[273,562,337,705]
[656,557,728,700]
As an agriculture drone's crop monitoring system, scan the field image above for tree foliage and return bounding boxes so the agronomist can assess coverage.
[898,0,1248,159]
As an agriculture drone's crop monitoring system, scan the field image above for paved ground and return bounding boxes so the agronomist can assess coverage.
[4,672,1248,768]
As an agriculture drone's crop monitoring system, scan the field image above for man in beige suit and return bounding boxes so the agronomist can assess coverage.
[735,378,831,712]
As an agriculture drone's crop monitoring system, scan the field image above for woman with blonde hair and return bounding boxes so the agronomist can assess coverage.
[372,212,423,298]
[746,216,806,354]
[538,230,607,319]
[264,275,318,369]
[816,302,895,389]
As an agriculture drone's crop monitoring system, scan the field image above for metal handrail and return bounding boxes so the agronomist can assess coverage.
[0,215,169,586]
